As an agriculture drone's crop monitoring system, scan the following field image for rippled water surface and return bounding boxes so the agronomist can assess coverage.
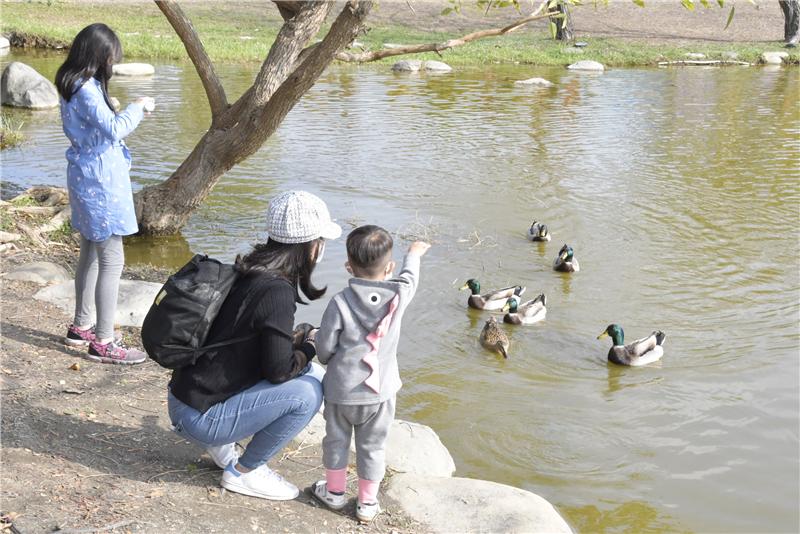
[3,51,799,533]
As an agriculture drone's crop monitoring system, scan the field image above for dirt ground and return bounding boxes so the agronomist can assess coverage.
[363,0,786,43]
[0,246,423,533]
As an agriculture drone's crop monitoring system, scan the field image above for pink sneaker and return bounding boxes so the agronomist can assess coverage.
[86,340,146,365]
[65,325,123,347]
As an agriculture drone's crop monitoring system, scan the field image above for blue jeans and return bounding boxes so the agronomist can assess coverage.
[168,363,324,469]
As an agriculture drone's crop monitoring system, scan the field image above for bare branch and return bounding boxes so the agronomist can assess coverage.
[155,1,227,118]
[251,2,334,107]
[335,8,557,62]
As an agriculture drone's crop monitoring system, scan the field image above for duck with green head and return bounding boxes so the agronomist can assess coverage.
[480,316,510,358]
[502,293,546,325]
[553,244,580,272]
[460,279,526,311]
[527,221,551,242]
[597,324,666,366]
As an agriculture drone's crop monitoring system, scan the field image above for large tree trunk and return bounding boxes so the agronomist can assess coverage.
[550,1,574,42]
[779,0,800,47]
[135,0,372,234]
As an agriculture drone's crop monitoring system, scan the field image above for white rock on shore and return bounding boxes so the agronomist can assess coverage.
[387,473,573,534]
[423,60,452,72]
[34,279,162,326]
[112,63,155,76]
[761,51,789,65]
[392,60,422,72]
[567,60,605,71]
[3,262,71,285]
[1,62,59,109]
[0,36,10,49]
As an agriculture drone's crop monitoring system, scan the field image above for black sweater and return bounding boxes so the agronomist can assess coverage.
[169,271,315,413]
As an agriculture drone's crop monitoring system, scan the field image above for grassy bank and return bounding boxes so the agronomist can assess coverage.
[0,113,25,149]
[2,1,798,66]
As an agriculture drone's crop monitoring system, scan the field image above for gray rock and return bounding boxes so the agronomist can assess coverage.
[685,52,706,60]
[34,279,162,326]
[1,62,59,109]
[0,36,10,49]
[387,474,572,533]
[112,63,155,76]
[3,262,71,285]
[515,77,554,87]
[566,60,605,71]
[721,51,739,60]
[392,60,422,72]
[292,415,456,477]
[423,60,452,72]
[761,51,789,65]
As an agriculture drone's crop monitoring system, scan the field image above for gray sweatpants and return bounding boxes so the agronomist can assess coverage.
[322,397,396,482]
[74,235,124,341]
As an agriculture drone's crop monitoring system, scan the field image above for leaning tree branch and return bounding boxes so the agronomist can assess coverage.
[335,3,557,62]
[251,2,334,107]
[155,1,227,118]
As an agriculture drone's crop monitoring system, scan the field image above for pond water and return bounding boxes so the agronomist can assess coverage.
[2,50,799,533]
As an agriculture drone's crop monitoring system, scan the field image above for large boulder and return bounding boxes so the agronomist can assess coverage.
[34,279,162,326]
[1,62,59,109]
[566,60,605,71]
[387,474,573,534]
[112,63,155,76]
[293,415,456,477]
[3,261,71,285]
[0,36,10,49]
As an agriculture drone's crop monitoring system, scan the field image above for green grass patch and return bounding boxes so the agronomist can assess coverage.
[0,113,25,150]
[2,1,798,66]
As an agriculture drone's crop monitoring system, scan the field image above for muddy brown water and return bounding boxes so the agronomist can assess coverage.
[2,51,798,533]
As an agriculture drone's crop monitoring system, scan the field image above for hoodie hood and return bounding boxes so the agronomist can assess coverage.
[342,278,404,331]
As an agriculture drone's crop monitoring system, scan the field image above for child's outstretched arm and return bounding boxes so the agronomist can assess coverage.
[314,298,343,365]
[395,241,430,298]
[74,84,146,142]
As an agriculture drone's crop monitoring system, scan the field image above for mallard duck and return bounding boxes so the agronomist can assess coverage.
[553,244,580,272]
[597,324,666,366]
[502,293,546,325]
[527,221,551,242]
[480,316,509,358]
[460,279,526,311]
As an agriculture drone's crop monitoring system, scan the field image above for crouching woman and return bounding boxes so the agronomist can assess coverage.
[167,191,341,500]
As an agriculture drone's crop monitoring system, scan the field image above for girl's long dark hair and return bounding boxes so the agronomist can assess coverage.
[55,23,122,110]
[236,239,326,303]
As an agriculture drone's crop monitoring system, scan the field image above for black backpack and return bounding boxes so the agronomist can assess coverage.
[141,254,256,369]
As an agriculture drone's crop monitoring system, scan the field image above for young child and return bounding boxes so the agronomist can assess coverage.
[56,23,153,363]
[311,225,430,522]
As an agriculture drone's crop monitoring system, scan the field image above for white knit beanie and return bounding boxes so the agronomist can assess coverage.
[266,191,342,244]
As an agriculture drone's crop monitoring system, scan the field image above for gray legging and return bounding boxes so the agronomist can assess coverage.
[74,235,124,341]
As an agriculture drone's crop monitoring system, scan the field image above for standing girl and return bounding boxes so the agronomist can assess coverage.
[56,23,152,364]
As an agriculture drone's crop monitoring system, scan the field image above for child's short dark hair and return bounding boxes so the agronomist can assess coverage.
[347,225,393,277]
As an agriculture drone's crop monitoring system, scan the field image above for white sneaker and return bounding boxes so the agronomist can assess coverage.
[220,463,299,501]
[356,501,381,523]
[310,480,347,511]
[206,443,239,469]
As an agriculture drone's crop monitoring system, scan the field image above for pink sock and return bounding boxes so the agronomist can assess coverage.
[326,468,347,494]
[358,478,380,504]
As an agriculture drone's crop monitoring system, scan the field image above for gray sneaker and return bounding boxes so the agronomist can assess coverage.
[356,501,381,523]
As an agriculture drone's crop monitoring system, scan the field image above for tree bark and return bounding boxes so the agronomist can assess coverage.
[779,0,800,47]
[550,1,574,42]
[135,1,372,235]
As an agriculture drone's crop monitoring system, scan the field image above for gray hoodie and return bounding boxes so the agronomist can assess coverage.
[315,253,421,405]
